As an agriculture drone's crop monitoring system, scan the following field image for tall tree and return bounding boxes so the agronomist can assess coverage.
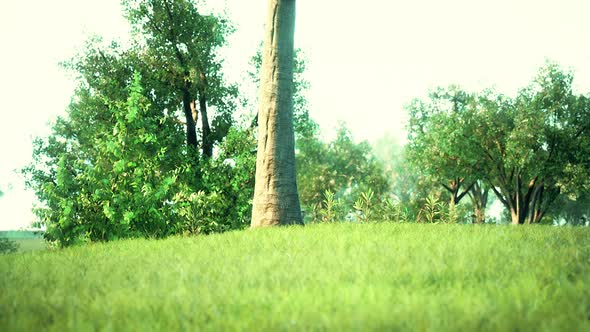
[251,0,303,227]
[475,64,590,224]
[123,0,236,157]
[22,1,250,246]
[405,63,590,225]
[405,87,487,221]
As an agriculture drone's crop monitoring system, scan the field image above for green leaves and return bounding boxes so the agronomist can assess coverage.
[23,71,189,246]
[353,189,375,222]
[419,193,444,224]
[318,190,341,223]
[296,124,389,216]
[0,238,19,254]
[405,63,590,224]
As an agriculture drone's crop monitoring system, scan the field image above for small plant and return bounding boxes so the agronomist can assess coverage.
[418,193,443,223]
[308,202,321,223]
[354,189,374,222]
[319,190,340,223]
[444,202,469,224]
[377,197,408,223]
[0,238,20,254]
[393,199,406,223]
[175,191,230,235]
[377,198,394,221]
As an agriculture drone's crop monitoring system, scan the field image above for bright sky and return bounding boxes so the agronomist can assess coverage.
[1,0,589,230]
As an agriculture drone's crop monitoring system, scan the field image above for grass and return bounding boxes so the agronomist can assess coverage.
[13,238,47,252]
[0,230,46,253]
[1,223,589,331]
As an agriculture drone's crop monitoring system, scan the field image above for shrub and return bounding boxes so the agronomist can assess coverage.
[0,238,19,254]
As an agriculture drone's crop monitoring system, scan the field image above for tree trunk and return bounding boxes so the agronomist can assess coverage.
[182,88,198,150]
[495,174,544,225]
[251,0,303,227]
[469,181,488,224]
[510,208,520,225]
[198,84,213,158]
[442,178,474,206]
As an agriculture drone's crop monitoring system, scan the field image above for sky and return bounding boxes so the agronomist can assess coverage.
[1,0,589,230]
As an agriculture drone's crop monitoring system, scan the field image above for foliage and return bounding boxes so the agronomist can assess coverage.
[373,135,444,222]
[122,0,237,155]
[405,62,590,224]
[417,193,444,223]
[1,224,588,330]
[0,238,19,254]
[316,190,342,223]
[443,201,471,224]
[296,124,389,214]
[22,1,252,246]
[377,198,409,223]
[23,72,255,246]
[248,48,389,221]
[551,193,590,225]
[353,189,375,222]
[184,127,257,231]
[24,74,187,246]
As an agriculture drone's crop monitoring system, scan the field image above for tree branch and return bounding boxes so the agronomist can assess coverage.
[491,185,509,208]
[456,181,477,203]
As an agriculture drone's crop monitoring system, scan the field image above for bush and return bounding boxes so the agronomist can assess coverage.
[24,75,255,246]
[0,238,19,254]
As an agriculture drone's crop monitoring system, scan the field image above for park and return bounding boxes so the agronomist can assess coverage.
[1,0,589,330]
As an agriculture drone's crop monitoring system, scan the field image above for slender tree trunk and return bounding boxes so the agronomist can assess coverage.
[251,0,303,227]
[182,88,198,150]
[528,182,546,224]
[199,87,213,158]
[198,72,213,158]
[469,181,488,224]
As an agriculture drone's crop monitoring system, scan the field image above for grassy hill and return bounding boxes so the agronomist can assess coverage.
[1,223,589,331]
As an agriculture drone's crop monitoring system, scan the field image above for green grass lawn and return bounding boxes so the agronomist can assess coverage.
[1,223,589,331]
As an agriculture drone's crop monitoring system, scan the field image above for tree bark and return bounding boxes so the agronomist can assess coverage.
[442,178,474,206]
[494,173,547,225]
[182,88,198,150]
[251,0,303,227]
[469,181,488,224]
[198,78,213,158]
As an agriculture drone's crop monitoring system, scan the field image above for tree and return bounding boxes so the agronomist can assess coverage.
[248,46,316,140]
[405,63,590,225]
[0,238,19,254]
[405,87,488,222]
[123,0,236,157]
[22,1,251,246]
[297,124,389,214]
[475,64,590,224]
[24,74,183,245]
[251,0,302,227]
[247,42,389,222]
